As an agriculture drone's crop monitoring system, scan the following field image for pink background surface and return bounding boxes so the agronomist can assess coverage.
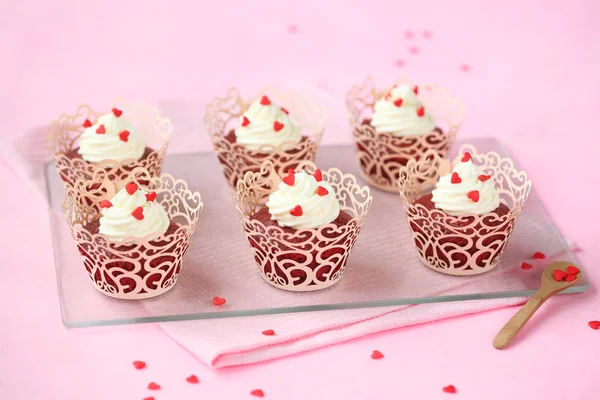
[1,1,599,399]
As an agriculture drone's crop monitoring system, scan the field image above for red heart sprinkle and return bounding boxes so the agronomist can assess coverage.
[281,107,289,114]
[99,200,113,209]
[290,205,303,216]
[589,321,600,330]
[112,108,123,117]
[385,92,392,100]
[260,95,271,106]
[213,296,226,306]
[125,182,138,194]
[313,169,323,182]
[565,274,577,282]
[251,389,265,397]
[450,172,461,184]
[241,116,250,127]
[82,119,92,128]
[146,192,157,202]
[394,98,403,107]
[532,252,546,259]
[567,265,580,275]
[132,360,146,369]
[520,262,533,270]
[443,385,457,394]
[479,174,491,182]
[413,86,419,94]
[148,382,160,390]
[316,186,329,196]
[118,130,129,142]
[371,350,384,359]
[96,124,106,134]
[461,152,472,162]
[416,106,425,117]
[131,207,144,220]
[287,168,295,175]
[553,269,567,282]
[262,329,275,336]
[282,173,295,186]
[143,397,155,400]
[186,374,199,384]
[467,190,479,203]
[273,121,284,132]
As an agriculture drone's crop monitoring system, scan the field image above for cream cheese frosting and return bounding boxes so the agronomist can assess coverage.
[234,95,302,151]
[266,169,340,229]
[98,182,170,243]
[370,84,436,137]
[78,108,146,163]
[431,152,500,216]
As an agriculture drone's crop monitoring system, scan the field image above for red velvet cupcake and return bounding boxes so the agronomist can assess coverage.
[234,160,372,291]
[397,145,531,276]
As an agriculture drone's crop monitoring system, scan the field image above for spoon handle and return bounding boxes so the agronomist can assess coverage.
[493,292,548,349]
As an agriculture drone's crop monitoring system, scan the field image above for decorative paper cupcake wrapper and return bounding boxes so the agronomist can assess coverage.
[234,160,372,291]
[346,77,465,192]
[397,144,531,276]
[62,167,203,300]
[204,87,327,190]
[47,98,172,188]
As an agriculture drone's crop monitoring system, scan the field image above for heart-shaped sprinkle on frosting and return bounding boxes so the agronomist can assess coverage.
[479,174,491,182]
[416,106,425,117]
[467,190,479,202]
[118,130,129,142]
[413,86,419,95]
[290,205,303,216]
[451,172,461,184]
[146,192,157,202]
[461,152,472,162]
[282,173,295,186]
[260,95,271,106]
[125,182,138,194]
[273,121,284,132]
[96,124,106,134]
[313,169,323,182]
[99,200,113,209]
[394,98,403,107]
[112,108,123,117]
[131,206,144,220]
[281,107,289,114]
[82,119,92,128]
[241,116,250,127]
[316,186,329,196]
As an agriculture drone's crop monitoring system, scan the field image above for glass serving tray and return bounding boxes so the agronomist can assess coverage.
[45,138,589,327]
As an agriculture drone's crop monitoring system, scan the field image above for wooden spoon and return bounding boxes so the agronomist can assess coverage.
[493,261,581,350]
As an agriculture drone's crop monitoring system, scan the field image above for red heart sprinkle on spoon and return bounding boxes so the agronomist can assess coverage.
[467,190,479,203]
[260,96,271,106]
[131,207,144,220]
[589,321,600,330]
[281,107,289,114]
[370,350,384,359]
[282,173,295,186]
[313,169,323,182]
[479,174,491,182]
[461,152,472,162]
[393,98,403,107]
[112,108,123,117]
[262,329,275,336]
[416,106,425,117]
[553,269,567,282]
[148,382,160,390]
[450,172,461,184]
[251,389,265,397]
[532,252,546,259]
[241,116,250,127]
[520,262,533,270]
[186,375,199,384]
[273,121,284,132]
[565,274,577,282]
[125,182,138,194]
[290,205,303,216]
[213,296,226,306]
[99,200,113,209]
[146,192,157,202]
[443,385,457,394]
[132,360,146,369]
[413,86,419,95]
[82,119,92,128]
[118,130,129,142]
[96,124,106,134]
[316,186,329,196]
[567,265,580,275]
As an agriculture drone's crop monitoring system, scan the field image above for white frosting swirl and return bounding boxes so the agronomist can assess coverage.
[99,185,170,243]
[78,111,146,163]
[370,84,436,137]
[234,96,301,152]
[266,170,340,229]
[431,157,500,216]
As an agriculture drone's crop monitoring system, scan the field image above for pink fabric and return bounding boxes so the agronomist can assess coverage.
[1,0,599,399]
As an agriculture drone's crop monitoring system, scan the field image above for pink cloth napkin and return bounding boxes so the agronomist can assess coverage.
[3,78,570,369]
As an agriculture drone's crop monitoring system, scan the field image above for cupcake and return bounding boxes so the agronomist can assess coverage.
[397,145,531,276]
[234,160,372,291]
[47,100,172,187]
[346,77,465,192]
[205,87,326,189]
[63,167,203,299]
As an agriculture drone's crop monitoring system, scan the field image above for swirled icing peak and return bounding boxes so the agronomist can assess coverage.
[370,84,436,137]
[266,168,340,229]
[431,152,500,216]
[234,95,301,151]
